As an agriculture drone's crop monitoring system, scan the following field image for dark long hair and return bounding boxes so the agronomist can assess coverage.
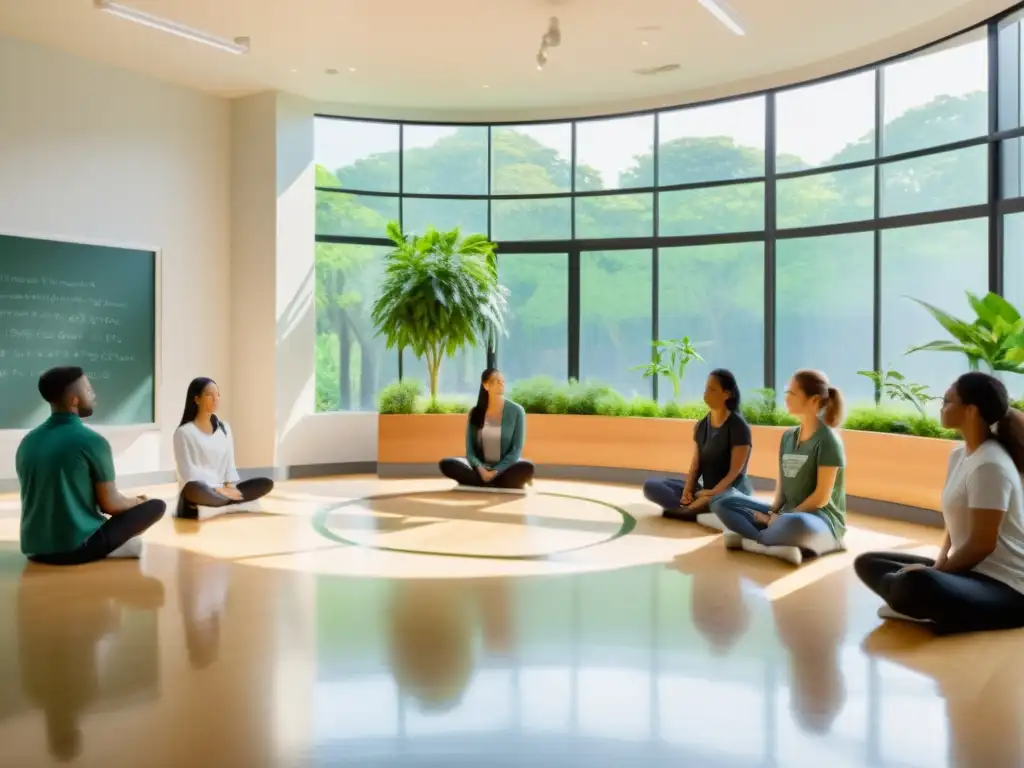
[179,377,225,434]
[709,368,741,412]
[955,372,1024,472]
[469,368,499,429]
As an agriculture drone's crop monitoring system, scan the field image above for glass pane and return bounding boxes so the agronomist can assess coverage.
[576,194,653,239]
[580,249,652,397]
[1002,138,1024,199]
[499,254,568,382]
[775,71,876,171]
[882,31,988,156]
[658,243,763,402]
[491,197,571,242]
[1004,212,1024,315]
[492,124,572,194]
[880,145,987,217]
[401,198,489,236]
[997,13,1022,130]
[776,167,874,228]
[316,190,398,238]
[659,183,763,237]
[404,346,488,398]
[575,115,654,191]
[881,219,988,399]
[403,125,488,194]
[315,244,399,412]
[314,118,399,192]
[658,95,766,184]
[776,234,874,404]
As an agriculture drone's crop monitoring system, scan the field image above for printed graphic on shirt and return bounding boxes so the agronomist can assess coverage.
[781,453,809,478]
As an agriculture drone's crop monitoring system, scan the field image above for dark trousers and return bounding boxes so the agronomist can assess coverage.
[175,477,274,520]
[439,457,535,490]
[855,551,1024,635]
[29,499,166,566]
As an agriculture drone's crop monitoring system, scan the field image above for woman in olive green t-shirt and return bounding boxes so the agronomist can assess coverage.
[709,369,847,566]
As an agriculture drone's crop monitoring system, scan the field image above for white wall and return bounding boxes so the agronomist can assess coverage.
[0,36,230,484]
[230,91,378,474]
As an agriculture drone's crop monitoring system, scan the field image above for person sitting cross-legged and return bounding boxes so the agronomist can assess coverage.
[643,368,753,526]
[439,368,535,491]
[173,377,273,520]
[16,366,165,565]
[710,369,847,566]
[854,372,1024,635]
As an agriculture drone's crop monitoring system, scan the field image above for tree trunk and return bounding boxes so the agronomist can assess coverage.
[360,342,376,410]
[338,317,352,411]
[428,347,441,402]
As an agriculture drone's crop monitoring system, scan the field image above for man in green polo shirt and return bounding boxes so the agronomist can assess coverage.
[16,366,165,565]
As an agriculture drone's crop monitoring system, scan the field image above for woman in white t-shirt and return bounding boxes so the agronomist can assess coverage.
[172,377,273,520]
[855,372,1024,634]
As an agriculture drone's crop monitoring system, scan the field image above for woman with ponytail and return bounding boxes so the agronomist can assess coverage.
[710,370,847,565]
[172,377,273,520]
[855,372,1024,634]
[439,368,534,490]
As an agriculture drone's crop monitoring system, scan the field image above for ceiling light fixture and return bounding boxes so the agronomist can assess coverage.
[348,67,357,72]
[93,0,251,54]
[697,0,745,36]
[535,16,560,71]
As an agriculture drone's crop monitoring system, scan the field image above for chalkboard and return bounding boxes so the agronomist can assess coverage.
[0,234,156,428]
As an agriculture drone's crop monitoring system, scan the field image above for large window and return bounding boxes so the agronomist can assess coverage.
[580,250,653,397]
[315,244,398,412]
[880,219,988,399]
[659,243,764,401]
[313,10,1022,413]
[776,234,874,403]
[499,254,569,382]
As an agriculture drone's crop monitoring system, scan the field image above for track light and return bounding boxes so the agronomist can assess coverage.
[93,0,250,54]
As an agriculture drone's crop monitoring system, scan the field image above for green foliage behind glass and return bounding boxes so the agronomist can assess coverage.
[380,375,958,438]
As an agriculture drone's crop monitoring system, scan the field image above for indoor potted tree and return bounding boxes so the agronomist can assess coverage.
[373,221,508,474]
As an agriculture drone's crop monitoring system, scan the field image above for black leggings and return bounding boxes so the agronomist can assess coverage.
[439,457,535,490]
[175,477,274,520]
[29,499,166,566]
[855,551,1024,635]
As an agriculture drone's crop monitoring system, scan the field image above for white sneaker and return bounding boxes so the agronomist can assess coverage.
[877,604,932,623]
[695,512,725,532]
[741,538,802,565]
[722,531,744,550]
[107,537,144,559]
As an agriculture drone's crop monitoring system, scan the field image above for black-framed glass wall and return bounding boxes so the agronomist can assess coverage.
[315,9,1024,414]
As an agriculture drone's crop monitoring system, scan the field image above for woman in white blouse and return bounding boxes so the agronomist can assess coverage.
[172,377,273,520]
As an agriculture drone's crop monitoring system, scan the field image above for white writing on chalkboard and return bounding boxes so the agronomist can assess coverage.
[0,270,142,386]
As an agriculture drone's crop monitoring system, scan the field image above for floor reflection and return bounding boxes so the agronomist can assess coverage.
[0,477,1020,766]
[16,562,163,761]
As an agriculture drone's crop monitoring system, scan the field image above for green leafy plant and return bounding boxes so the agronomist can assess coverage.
[857,367,937,417]
[741,388,799,427]
[660,400,709,420]
[906,291,1024,374]
[843,406,957,440]
[372,221,508,401]
[507,376,561,414]
[631,337,705,402]
[378,378,422,414]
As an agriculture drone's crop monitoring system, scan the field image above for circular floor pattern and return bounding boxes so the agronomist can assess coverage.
[312,489,636,560]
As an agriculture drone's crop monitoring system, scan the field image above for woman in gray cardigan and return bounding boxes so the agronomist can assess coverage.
[439,368,534,489]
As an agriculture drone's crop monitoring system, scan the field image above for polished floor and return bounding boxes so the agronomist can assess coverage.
[0,476,1020,767]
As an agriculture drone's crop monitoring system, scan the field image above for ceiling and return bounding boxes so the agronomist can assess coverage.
[0,0,1018,120]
